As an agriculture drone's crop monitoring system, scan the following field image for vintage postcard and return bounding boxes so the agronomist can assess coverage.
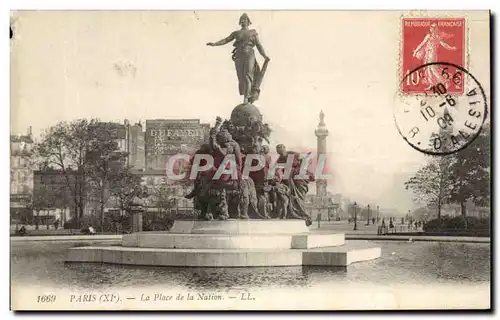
[10,10,491,311]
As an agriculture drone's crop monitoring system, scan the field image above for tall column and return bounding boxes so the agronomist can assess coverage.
[315,110,329,197]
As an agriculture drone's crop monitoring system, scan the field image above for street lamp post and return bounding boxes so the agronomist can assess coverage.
[367,204,371,225]
[407,209,411,231]
[377,205,380,223]
[100,180,105,233]
[353,202,358,231]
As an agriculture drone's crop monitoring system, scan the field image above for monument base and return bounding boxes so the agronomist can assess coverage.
[66,220,381,267]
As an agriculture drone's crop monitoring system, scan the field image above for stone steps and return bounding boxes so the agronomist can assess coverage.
[66,242,381,267]
[66,220,381,267]
[170,219,309,234]
[122,232,345,249]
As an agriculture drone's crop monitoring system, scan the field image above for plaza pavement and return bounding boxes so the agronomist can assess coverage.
[10,220,489,244]
[309,220,490,243]
[10,234,122,242]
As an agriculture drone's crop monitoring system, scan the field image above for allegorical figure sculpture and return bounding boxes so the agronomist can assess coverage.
[207,13,270,104]
[276,144,314,226]
[185,117,265,220]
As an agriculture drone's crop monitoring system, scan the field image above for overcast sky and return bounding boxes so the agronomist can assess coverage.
[10,11,490,213]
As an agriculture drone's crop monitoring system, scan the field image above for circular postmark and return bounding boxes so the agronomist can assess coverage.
[394,62,488,155]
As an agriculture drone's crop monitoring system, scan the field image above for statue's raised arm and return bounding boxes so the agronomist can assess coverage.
[206,32,235,47]
[206,13,270,104]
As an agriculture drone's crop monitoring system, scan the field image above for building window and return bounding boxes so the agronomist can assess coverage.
[148,186,154,194]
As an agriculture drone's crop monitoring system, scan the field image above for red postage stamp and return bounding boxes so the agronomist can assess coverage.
[401,18,466,94]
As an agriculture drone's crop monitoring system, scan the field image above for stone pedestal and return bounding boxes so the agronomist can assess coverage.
[131,212,143,233]
[67,219,381,267]
[169,219,309,234]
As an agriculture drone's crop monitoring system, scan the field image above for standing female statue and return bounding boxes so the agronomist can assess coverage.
[207,13,271,104]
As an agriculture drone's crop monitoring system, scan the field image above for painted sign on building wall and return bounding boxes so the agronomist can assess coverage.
[145,119,210,170]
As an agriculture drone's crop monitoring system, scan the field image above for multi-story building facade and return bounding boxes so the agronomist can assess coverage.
[126,120,146,170]
[90,119,146,170]
[32,170,77,225]
[145,119,210,171]
[10,127,34,223]
[305,192,341,221]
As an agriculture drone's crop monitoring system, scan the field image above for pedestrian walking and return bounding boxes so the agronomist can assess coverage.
[381,218,387,235]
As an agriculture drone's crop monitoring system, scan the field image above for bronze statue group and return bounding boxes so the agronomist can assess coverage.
[183,13,314,226]
[184,118,314,227]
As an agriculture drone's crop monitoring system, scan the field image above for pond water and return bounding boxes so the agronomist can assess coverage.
[11,240,490,292]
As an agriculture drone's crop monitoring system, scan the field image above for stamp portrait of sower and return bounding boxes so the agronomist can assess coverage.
[402,18,465,94]
[412,22,457,88]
